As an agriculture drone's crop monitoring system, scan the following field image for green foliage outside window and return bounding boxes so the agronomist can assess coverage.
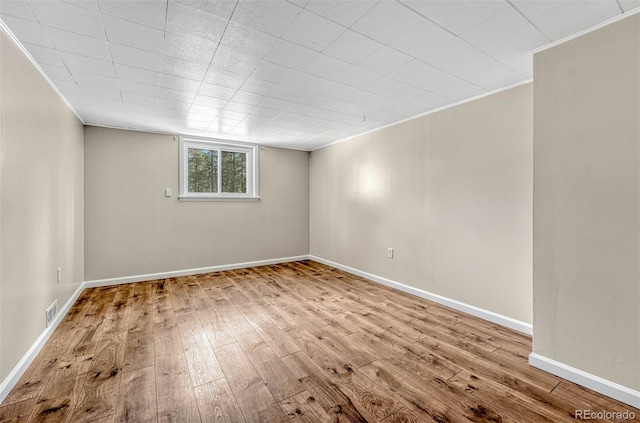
[188,148,247,194]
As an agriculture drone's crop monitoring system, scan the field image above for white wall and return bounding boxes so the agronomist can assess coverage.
[84,126,309,281]
[310,83,533,324]
[533,14,640,391]
[0,29,84,381]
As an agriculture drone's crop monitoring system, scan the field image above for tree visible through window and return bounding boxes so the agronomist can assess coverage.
[221,151,247,193]
[179,137,258,200]
[188,148,218,193]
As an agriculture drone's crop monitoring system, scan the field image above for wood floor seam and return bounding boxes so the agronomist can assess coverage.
[1,260,637,423]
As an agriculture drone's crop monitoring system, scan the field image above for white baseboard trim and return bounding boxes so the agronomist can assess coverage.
[309,255,533,336]
[0,282,86,404]
[529,353,640,409]
[1,255,310,404]
[84,255,311,288]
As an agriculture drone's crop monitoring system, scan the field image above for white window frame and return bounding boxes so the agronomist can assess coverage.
[179,136,259,201]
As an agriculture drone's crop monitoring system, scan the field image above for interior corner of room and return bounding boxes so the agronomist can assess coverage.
[1,6,639,412]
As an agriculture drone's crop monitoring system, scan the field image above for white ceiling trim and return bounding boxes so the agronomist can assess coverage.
[0,17,85,124]
[530,6,640,55]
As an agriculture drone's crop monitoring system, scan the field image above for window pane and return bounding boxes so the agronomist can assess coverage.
[221,151,247,193]
[188,148,218,193]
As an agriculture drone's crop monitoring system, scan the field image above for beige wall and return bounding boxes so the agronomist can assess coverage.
[310,84,533,323]
[533,14,640,390]
[0,30,84,380]
[84,126,309,280]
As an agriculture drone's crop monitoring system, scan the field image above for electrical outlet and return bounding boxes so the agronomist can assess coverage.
[46,300,58,328]
[387,248,394,259]
[57,267,62,283]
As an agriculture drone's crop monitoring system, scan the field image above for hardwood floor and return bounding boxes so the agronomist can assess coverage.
[1,261,637,422]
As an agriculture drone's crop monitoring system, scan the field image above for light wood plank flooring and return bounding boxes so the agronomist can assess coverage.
[1,261,637,422]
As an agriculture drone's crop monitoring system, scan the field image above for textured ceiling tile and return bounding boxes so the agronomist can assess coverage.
[172,0,237,20]
[114,63,160,84]
[102,14,164,53]
[512,0,620,40]
[305,0,377,27]
[41,64,75,82]
[69,69,119,90]
[281,9,345,51]
[399,0,451,17]
[217,21,278,58]
[0,0,37,21]
[465,63,524,91]
[351,1,422,43]
[22,42,64,66]
[4,0,631,149]
[620,0,640,11]
[192,94,228,109]
[203,70,248,89]
[387,20,454,57]
[264,39,319,70]
[389,59,486,100]
[158,87,196,104]
[208,47,261,77]
[323,30,382,64]
[159,74,201,93]
[459,7,549,61]
[27,0,105,39]
[122,91,157,106]
[197,83,237,100]
[163,32,218,64]
[111,43,162,71]
[429,0,511,34]
[166,0,227,41]
[45,26,111,60]
[97,0,167,29]
[1,14,54,47]
[504,54,533,78]
[304,54,352,81]
[232,0,300,37]
[118,80,158,97]
[229,91,268,106]
[61,52,116,77]
[252,62,299,86]
[419,37,500,82]
[357,46,413,75]
[333,65,380,89]
[161,56,209,81]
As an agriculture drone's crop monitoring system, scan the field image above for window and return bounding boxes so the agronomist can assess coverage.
[179,136,259,201]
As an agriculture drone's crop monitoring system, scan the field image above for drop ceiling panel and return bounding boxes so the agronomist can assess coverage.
[101,15,164,53]
[1,0,637,149]
[0,0,36,21]
[97,0,167,29]
[0,14,53,46]
[231,0,300,37]
[351,1,423,43]
[460,8,550,63]
[323,30,382,64]
[356,46,413,75]
[428,0,511,34]
[27,0,104,39]
[304,0,377,27]
[512,0,621,40]
[620,1,640,11]
[281,10,345,51]
[44,26,111,59]
[22,42,64,66]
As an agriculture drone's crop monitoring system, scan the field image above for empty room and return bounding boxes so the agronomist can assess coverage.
[0,0,639,421]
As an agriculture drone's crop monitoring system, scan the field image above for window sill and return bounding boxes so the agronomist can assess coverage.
[178,195,261,202]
